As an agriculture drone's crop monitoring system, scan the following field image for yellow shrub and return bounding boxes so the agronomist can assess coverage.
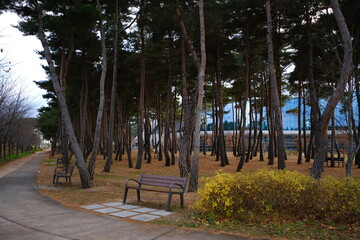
[193,169,360,223]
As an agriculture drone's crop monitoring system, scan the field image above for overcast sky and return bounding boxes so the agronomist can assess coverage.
[0,11,48,118]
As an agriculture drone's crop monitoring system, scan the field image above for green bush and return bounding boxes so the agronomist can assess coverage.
[193,169,360,223]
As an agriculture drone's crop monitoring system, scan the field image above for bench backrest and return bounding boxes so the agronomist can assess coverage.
[140,174,187,190]
[66,166,75,176]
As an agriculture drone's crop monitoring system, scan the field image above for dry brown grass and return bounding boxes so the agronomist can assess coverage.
[38,151,360,210]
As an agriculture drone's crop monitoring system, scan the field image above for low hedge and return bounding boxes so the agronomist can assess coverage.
[193,169,360,223]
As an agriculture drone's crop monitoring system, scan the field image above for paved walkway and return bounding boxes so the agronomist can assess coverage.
[0,152,256,240]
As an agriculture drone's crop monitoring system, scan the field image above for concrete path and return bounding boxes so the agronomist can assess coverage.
[0,152,253,240]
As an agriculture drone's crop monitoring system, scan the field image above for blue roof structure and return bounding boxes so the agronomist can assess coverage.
[213,95,359,131]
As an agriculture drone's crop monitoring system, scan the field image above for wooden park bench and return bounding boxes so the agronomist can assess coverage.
[54,165,75,186]
[325,153,345,167]
[123,174,187,211]
[52,158,65,184]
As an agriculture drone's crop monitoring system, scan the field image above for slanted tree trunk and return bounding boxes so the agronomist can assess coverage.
[88,0,107,177]
[311,0,352,179]
[265,0,286,170]
[33,0,92,188]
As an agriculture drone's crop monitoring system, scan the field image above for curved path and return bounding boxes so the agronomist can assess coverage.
[0,152,252,240]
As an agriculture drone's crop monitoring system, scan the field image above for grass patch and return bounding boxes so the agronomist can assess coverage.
[0,150,39,166]
[37,151,360,239]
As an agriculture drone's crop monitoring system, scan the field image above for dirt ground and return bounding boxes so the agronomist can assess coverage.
[36,151,360,209]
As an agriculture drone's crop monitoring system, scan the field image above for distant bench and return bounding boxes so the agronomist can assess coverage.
[325,154,345,167]
[123,174,187,211]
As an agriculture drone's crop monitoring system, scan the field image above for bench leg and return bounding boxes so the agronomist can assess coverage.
[166,193,173,211]
[137,189,140,202]
[68,177,72,186]
[180,194,184,209]
[123,187,128,204]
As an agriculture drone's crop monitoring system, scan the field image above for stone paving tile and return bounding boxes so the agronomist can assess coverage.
[116,204,140,210]
[81,202,173,222]
[130,214,161,222]
[94,207,120,214]
[110,211,139,218]
[103,202,124,207]
[81,204,106,210]
[131,207,157,213]
[150,210,172,216]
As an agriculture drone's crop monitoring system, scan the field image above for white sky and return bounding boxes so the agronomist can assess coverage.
[0,11,48,118]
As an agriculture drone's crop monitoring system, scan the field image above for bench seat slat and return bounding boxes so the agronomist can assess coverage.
[141,180,184,188]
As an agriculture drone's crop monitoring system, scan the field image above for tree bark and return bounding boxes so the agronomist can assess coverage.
[178,35,194,177]
[311,0,352,179]
[265,0,286,170]
[215,41,229,166]
[104,0,119,172]
[188,0,206,192]
[135,0,146,169]
[88,0,108,177]
[33,0,92,188]
[297,80,302,164]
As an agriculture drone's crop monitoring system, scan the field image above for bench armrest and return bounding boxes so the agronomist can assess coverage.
[125,178,141,188]
[168,183,185,192]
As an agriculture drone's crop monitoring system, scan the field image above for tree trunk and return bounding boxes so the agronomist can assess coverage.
[297,81,302,164]
[116,99,124,161]
[178,36,193,177]
[171,87,177,164]
[135,0,146,169]
[126,120,133,168]
[156,90,163,161]
[303,88,307,161]
[311,0,352,179]
[88,0,107,177]
[215,42,229,166]
[80,62,89,158]
[236,100,247,171]
[265,0,286,170]
[188,0,206,192]
[267,85,275,165]
[104,1,119,172]
[164,36,174,167]
[33,0,92,188]
[144,94,152,163]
